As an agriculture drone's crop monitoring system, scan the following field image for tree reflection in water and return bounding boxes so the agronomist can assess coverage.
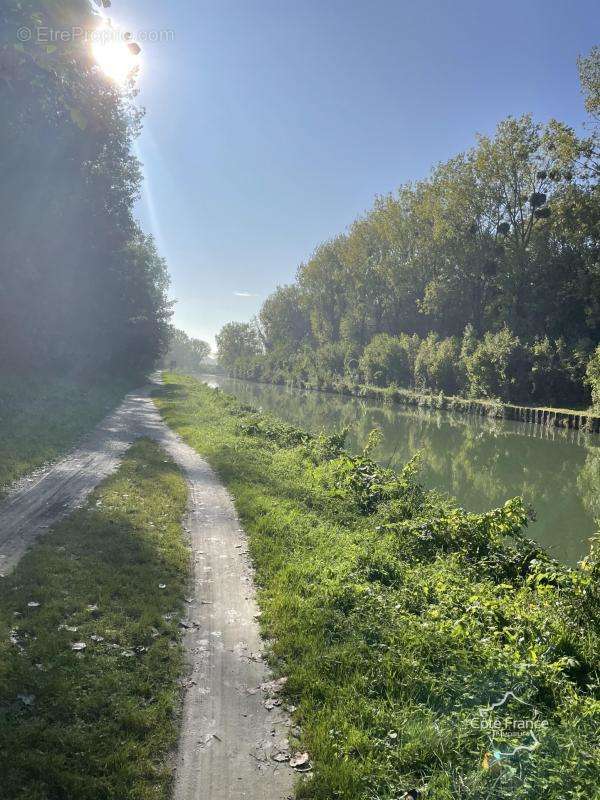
[199,374,600,564]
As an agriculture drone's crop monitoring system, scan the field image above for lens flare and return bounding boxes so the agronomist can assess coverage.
[92,25,139,84]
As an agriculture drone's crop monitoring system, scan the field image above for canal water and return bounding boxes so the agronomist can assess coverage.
[197,374,600,564]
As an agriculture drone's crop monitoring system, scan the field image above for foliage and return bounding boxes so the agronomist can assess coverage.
[0,439,189,799]
[414,333,463,394]
[0,0,171,374]
[156,375,600,800]
[462,328,532,403]
[359,333,419,387]
[162,327,211,373]
[218,56,600,409]
[216,321,263,372]
[586,344,600,412]
[259,285,312,352]
[577,46,600,180]
[579,46,600,120]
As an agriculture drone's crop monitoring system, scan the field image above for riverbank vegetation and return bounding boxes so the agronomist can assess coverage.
[217,48,600,411]
[1,0,171,377]
[0,439,189,800]
[0,374,136,496]
[191,377,600,563]
[155,374,600,800]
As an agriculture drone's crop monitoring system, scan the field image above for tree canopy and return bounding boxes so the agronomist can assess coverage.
[0,0,171,375]
[217,50,600,409]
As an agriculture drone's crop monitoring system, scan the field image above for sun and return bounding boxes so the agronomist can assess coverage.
[92,25,140,85]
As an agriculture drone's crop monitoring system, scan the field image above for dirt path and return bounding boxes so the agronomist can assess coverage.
[0,385,294,800]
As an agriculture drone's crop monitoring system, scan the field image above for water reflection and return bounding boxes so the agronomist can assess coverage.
[198,375,600,564]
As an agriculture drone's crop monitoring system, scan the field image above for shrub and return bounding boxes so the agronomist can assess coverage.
[586,345,600,412]
[462,327,532,402]
[414,333,463,394]
[530,337,589,407]
[359,333,420,387]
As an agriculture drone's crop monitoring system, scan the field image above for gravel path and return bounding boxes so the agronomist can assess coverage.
[0,384,294,800]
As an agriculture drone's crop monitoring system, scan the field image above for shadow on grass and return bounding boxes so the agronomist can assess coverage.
[0,439,188,800]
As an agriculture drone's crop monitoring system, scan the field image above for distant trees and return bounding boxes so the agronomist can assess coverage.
[217,50,600,408]
[259,285,311,353]
[163,328,211,373]
[216,322,263,373]
[0,0,171,375]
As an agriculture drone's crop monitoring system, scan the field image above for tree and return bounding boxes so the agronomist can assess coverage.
[163,328,211,373]
[577,47,600,179]
[579,46,600,121]
[216,53,600,407]
[216,322,262,371]
[0,0,170,374]
[259,285,311,352]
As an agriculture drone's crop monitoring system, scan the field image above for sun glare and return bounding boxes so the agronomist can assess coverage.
[92,25,139,85]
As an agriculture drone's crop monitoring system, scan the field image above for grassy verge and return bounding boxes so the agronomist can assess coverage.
[155,374,600,800]
[0,439,189,800]
[0,373,137,496]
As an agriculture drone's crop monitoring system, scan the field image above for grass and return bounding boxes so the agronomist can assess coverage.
[0,373,136,496]
[155,374,600,800]
[0,438,190,800]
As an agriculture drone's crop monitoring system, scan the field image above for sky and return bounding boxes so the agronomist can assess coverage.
[111,0,598,350]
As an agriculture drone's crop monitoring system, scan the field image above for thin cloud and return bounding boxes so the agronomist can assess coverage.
[233,291,260,298]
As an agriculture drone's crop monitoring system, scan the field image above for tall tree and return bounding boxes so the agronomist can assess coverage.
[216,322,262,371]
[0,0,171,374]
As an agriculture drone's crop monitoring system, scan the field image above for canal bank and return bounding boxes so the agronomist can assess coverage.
[196,373,600,564]
[156,373,600,800]
[229,376,600,433]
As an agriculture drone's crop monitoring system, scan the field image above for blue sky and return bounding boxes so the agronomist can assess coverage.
[114,0,598,349]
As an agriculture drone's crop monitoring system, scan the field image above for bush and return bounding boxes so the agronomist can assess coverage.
[586,345,600,411]
[530,337,589,407]
[414,333,463,394]
[313,342,349,380]
[359,333,420,387]
[462,327,532,402]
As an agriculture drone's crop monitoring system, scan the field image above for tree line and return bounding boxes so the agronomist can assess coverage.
[0,0,171,376]
[218,48,600,410]
[161,327,213,373]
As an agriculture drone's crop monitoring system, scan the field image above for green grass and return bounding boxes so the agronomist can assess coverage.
[155,374,600,800]
[0,438,189,800]
[0,373,136,496]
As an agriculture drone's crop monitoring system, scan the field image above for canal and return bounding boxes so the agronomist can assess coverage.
[198,374,600,564]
